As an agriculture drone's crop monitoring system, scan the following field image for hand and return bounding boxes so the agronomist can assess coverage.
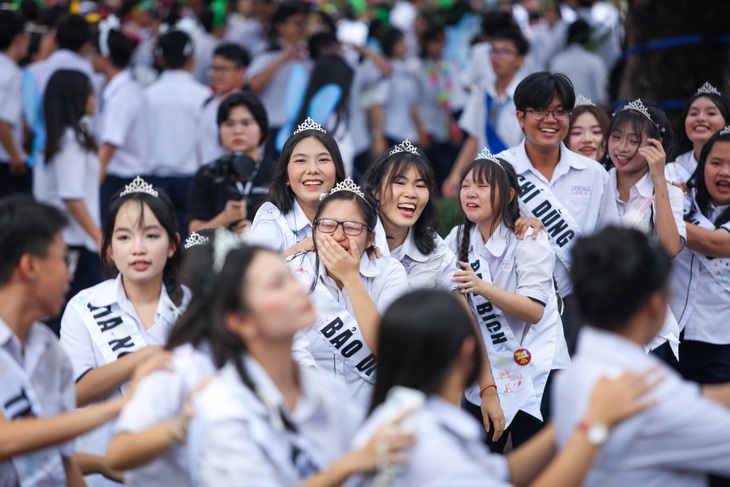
[417,131,431,150]
[317,235,361,284]
[372,136,388,159]
[126,349,173,399]
[583,367,664,428]
[515,217,547,240]
[231,219,251,236]
[639,139,667,182]
[350,413,416,473]
[223,199,247,227]
[480,388,506,441]
[367,246,383,260]
[453,261,489,296]
[441,175,459,198]
[9,156,28,177]
[670,181,689,195]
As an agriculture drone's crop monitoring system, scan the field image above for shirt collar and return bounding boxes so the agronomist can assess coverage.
[609,168,653,200]
[90,275,179,326]
[512,140,587,179]
[0,318,51,372]
[392,228,429,263]
[470,222,509,257]
[429,396,483,442]
[578,326,652,363]
[288,200,313,234]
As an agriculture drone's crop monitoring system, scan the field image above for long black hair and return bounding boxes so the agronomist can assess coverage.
[43,69,97,162]
[363,150,440,255]
[455,158,520,264]
[670,91,730,161]
[602,102,673,169]
[101,186,184,306]
[267,130,346,214]
[689,129,730,228]
[369,290,482,413]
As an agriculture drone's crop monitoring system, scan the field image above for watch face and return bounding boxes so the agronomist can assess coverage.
[587,423,609,445]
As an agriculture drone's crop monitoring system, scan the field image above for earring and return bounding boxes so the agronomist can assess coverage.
[285,181,290,186]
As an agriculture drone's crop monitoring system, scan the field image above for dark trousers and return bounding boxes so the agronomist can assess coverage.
[45,246,103,336]
[426,141,460,193]
[464,370,555,453]
[0,163,32,198]
[561,294,583,356]
[147,175,192,239]
[100,175,136,222]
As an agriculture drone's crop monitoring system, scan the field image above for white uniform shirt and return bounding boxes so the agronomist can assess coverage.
[195,356,363,486]
[60,276,190,487]
[548,44,608,105]
[554,326,730,487]
[33,125,100,252]
[350,397,512,487]
[245,51,312,128]
[99,70,151,178]
[250,199,313,253]
[0,53,24,163]
[0,320,76,486]
[444,224,570,371]
[349,61,387,156]
[391,229,458,291]
[498,141,621,296]
[115,343,215,487]
[458,75,523,152]
[200,95,224,164]
[145,70,211,177]
[300,252,409,404]
[374,58,420,142]
[27,49,96,96]
[665,151,697,184]
[669,204,730,343]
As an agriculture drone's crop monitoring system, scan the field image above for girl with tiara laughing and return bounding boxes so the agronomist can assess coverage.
[444,149,570,454]
[60,177,190,487]
[250,117,388,259]
[289,178,409,407]
[605,99,684,361]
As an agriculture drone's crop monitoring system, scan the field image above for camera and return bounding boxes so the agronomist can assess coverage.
[204,151,259,204]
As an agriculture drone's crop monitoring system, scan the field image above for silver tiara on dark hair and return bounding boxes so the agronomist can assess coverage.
[293,117,326,135]
[720,125,730,136]
[621,99,654,124]
[389,139,419,156]
[575,94,596,107]
[120,176,158,198]
[212,229,242,273]
[476,147,504,169]
[184,232,209,250]
[319,178,365,201]
[696,81,721,96]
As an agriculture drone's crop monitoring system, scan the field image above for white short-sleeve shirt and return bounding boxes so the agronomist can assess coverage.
[0,320,76,485]
[497,141,621,296]
[200,95,224,164]
[349,396,512,487]
[669,204,730,344]
[194,356,363,486]
[99,70,151,178]
[33,125,100,252]
[391,229,458,291]
[374,58,420,142]
[145,70,211,177]
[664,151,697,185]
[554,326,730,487]
[250,200,313,254]
[0,53,24,163]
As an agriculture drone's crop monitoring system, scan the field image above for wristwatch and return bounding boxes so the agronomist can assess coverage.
[577,421,609,446]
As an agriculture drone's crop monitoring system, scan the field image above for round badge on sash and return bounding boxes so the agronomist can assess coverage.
[514,348,531,366]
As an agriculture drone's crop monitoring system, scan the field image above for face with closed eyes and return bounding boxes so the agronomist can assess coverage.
[286,136,338,211]
[314,198,373,256]
[377,164,430,232]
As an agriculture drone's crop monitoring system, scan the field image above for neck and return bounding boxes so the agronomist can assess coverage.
[476,219,498,243]
[121,274,164,306]
[438,365,467,406]
[615,317,655,348]
[616,166,649,202]
[495,73,514,97]
[105,65,123,80]
[693,144,703,162]
[247,338,300,411]
[382,217,409,252]
[525,140,561,180]
[0,287,38,345]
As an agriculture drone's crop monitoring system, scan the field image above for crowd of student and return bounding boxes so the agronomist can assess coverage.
[3,0,730,486]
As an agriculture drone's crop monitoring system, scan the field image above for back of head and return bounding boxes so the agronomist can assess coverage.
[308,31,338,60]
[514,71,575,112]
[570,227,671,332]
[158,30,193,69]
[0,10,26,51]
[94,27,137,68]
[481,10,517,38]
[567,19,591,45]
[43,69,95,162]
[369,290,482,413]
[0,195,68,287]
[55,13,90,52]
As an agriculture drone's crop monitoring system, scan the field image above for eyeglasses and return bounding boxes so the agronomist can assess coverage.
[314,218,368,236]
[525,109,571,122]
[490,48,519,58]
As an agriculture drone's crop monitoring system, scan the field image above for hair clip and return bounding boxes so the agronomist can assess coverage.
[720,125,730,136]
[184,232,210,250]
[696,81,721,96]
[98,15,120,57]
[319,177,365,201]
[475,147,504,169]
[389,139,419,156]
[620,99,654,124]
[574,94,595,107]
[120,176,158,198]
[212,229,241,273]
[293,117,327,135]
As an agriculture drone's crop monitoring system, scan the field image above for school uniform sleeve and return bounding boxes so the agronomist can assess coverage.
[666,182,687,249]
[244,51,279,81]
[514,230,554,306]
[54,131,90,201]
[248,212,287,253]
[372,258,410,315]
[115,369,185,434]
[435,237,460,292]
[100,90,139,147]
[59,302,98,382]
[0,68,21,125]
[187,166,216,223]
[457,89,485,139]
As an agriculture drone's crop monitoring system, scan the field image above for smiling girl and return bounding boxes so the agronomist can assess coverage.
[60,177,189,487]
[565,96,609,164]
[444,151,569,453]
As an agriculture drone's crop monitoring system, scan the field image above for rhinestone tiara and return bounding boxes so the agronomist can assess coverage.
[696,81,720,96]
[183,232,209,250]
[620,99,654,123]
[213,229,242,273]
[120,176,158,198]
[476,147,504,169]
[293,117,326,135]
[389,139,419,156]
[720,125,730,136]
[575,94,595,107]
[319,177,365,201]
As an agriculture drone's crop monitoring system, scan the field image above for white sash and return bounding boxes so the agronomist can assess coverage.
[290,256,378,384]
[516,173,583,271]
[687,208,730,292]
[0,348,66,487]
[464,251,554,427]
[68,288,148,366]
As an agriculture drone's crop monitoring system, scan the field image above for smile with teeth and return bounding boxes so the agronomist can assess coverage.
[302,180,323,188]
[397,203,416,215]
[717,181,730,192]
[540,128,558,134]
[465,202,480,209]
